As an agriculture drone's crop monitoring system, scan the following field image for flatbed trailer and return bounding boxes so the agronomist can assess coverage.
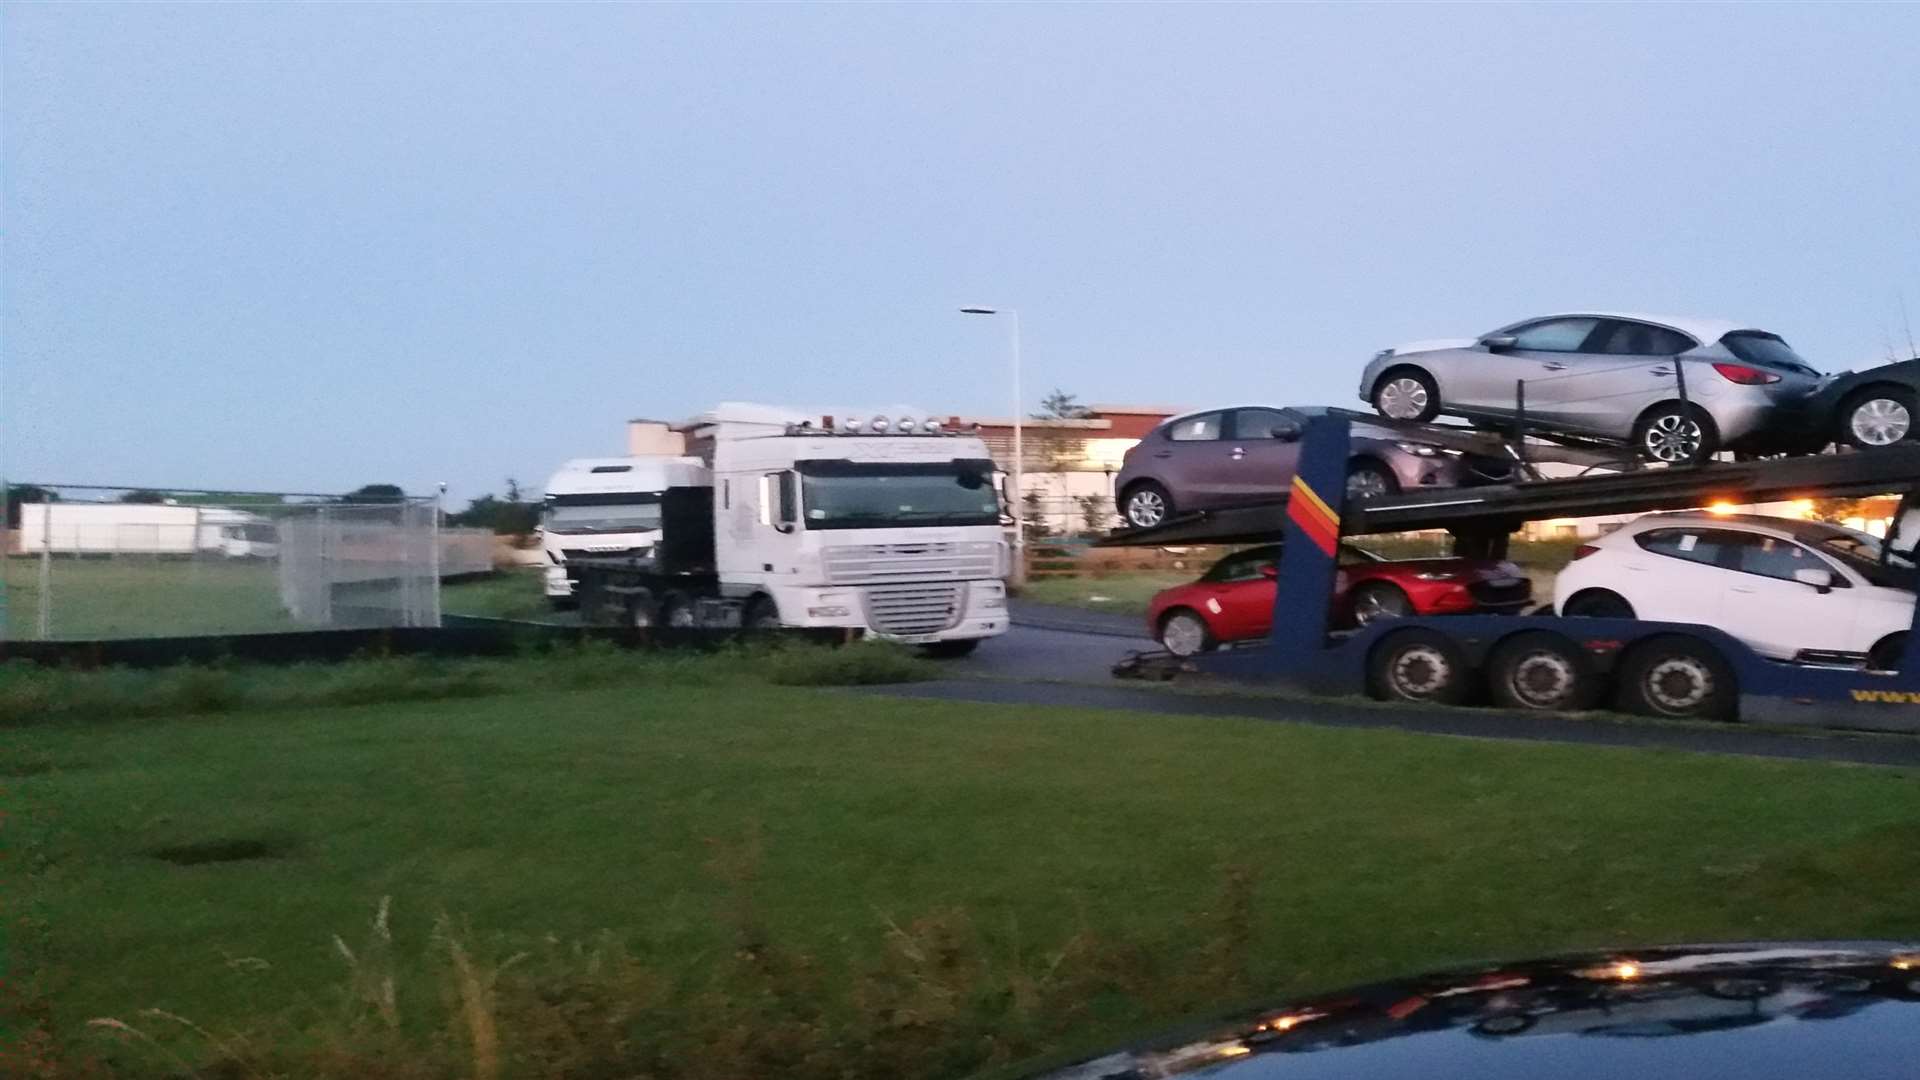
[1100,414,1920,733]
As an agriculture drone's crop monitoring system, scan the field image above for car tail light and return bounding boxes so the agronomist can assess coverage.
[1572,544,1600,560]
[1711,362,1780,385]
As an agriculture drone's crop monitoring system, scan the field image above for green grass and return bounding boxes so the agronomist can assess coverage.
[440,568,557,622]
[10,676,1920,1076]
[2,556,295,639]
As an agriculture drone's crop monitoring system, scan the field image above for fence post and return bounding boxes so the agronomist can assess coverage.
[37,497,52,638]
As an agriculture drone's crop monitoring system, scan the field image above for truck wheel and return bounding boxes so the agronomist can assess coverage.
[1487,632,1596,712]
[1616,635,1734,721]
[658,592,697,629]
[922,639,980,658]
[1368,629,1469,705]
[744,595,782,630]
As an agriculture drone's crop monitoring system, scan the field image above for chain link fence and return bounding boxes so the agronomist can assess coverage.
[2,484,492,641]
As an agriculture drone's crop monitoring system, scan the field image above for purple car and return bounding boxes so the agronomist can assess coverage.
[1114,405,1504,529]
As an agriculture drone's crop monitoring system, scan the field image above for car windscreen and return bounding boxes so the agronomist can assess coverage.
[542,493,665,535]
[1805,525,1917,588]
[797,458,1000,530]
[1722,332,1821,377]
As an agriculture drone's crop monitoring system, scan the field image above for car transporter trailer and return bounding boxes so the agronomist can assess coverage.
[1102,410,1920,733]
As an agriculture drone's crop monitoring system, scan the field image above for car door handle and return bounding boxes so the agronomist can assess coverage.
[1540,362,1567,371]
[1230,447,1246,460]
[1730,585,1756,593]
[1152,450,1173,459]
[1651,367,1673,376]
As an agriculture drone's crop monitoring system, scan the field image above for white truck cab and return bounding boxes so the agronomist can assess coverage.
[686,403,1009,648]
[539,456,711,604]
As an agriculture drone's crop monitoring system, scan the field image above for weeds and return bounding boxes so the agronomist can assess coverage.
[77,856,1258,1080]
[0,639,933,727]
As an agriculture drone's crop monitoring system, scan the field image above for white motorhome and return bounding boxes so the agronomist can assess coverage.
[539,456,709,605]
[14,503,279,558]
[564,403,1010,654]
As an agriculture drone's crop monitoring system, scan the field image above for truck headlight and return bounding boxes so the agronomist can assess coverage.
[808,605,852,618]
[978,596,1006,610]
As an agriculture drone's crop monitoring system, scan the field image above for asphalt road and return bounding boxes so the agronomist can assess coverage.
[900,619,1920,769]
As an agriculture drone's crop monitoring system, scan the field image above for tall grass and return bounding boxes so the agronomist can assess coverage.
[0,639,935,727]
[62,852,1263,1080]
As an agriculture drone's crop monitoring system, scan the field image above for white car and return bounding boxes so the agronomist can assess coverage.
[1554,512,1915,669]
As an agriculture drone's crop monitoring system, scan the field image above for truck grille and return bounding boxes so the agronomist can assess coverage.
[863,583,965,637]
[824,542,998,585]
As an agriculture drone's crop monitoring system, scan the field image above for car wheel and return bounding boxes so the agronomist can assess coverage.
[743,595,782,630]
[1350,581,1413,626]
[1487,632,1598,711]
[922,639,980,658]
[1158,609,1215,657]
[1368,628,1468,705]
[1840,386,1917,449]
[1616,635,1735,721]
[1122,481,1174,529]
[1868,632,1906,673]
[1372,367,1440,422]
[1561,589,1635,618]
[1345,461,1400,502]
[1632,404,1718,464]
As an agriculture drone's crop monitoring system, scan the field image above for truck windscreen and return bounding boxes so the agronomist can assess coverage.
[798,459,1000,530]
[543,493,664,535]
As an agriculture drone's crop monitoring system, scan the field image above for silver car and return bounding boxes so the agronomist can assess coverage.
[1356,313,1824,462]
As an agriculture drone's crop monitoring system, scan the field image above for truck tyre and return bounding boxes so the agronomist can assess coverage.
[1486,631,1597,712]
[1838,386,1916,449]
[1368,629,1469,706]
[744,595,782,630]
[658,592,697,629]
[1615,635,1734,721]
[923,639,980,658]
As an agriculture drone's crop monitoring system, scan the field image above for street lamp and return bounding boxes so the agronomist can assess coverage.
[961,306,1024,585]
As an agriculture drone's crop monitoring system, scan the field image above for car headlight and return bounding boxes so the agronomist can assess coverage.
[1415,570,1464,581]
[807,605,852,618]
[1394,442,1440,457]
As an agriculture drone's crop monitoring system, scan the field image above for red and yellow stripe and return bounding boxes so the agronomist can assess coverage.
[1287,475,1341,556]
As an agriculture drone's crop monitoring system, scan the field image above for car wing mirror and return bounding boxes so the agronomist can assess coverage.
[1480,334,1518,352]
[1260,564,1279,579]
[1793,567,1834,593]
[1269,418,1303,441]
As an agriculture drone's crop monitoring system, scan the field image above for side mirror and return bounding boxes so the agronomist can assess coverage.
[1269,418,1303,441]
[1793,567,1834,593]
[1260,564,1279,579]
[1481,334,1518,352]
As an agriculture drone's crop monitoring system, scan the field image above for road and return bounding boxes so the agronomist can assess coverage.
[900,617,1920,769]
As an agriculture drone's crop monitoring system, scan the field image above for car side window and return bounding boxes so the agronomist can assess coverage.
[1507,318,1601,353]
[1165,412,1224,442]
[1206,548,1278,582]
[1229,408,1295,440]
[1722,531,1848,586]
[1634,527,1726,567]
[1592,321,1693,356]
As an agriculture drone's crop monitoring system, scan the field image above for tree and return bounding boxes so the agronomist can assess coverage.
[1076,494,1112,534]
[1033,388,1091,420]
[447,479,540,535]
[343,483,405,504]
[118,489,169,504]
[1809,497,1870,525]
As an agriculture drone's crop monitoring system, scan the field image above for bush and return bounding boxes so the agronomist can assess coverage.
[763,639,935,686]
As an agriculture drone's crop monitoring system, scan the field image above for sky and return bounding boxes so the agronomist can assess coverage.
[5,3,1918,504]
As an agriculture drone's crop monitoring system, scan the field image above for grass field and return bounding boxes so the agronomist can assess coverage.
[440,567,556,621]
[11,663,1920,1076]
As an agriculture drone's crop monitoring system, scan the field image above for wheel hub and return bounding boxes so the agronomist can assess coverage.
[1644,414,1703,462]
[1392,645,1449,695]
[1128,490,1165,527]
[1851,398,1911,446]
[1347,470,1388,500]
[1510,650,1574,707]
[1646,657,1711,711]
[1378,377,1430,420]
[1162,615,1205,656]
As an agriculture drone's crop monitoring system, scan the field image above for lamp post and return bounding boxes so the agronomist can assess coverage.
[961,306,1024,586]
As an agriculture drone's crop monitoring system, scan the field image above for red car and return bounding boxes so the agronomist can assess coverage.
[1146,543,1532,656]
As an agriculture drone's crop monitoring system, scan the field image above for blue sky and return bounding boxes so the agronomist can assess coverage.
[5,3,1917,502]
